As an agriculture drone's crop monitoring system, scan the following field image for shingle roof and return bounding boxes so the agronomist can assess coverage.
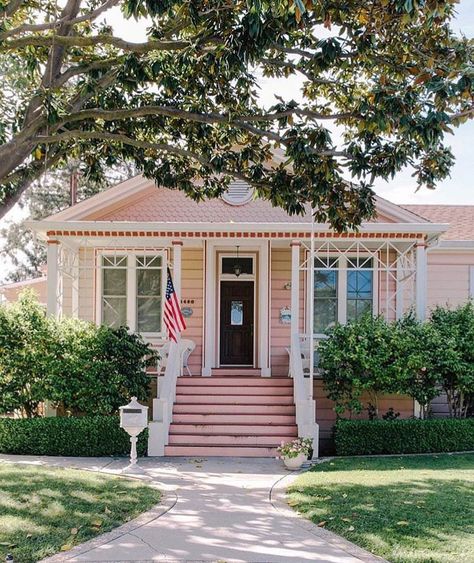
[402,205,474,241]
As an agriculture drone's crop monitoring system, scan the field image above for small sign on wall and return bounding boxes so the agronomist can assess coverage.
[280,306,291,324]
[182,307,193,318]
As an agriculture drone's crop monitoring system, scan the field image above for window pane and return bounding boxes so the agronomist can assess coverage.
[136,256,162,333]
[314,299,337,334]
[222,257,253,275]
[346,257,373,321]
[103,265,127,296]
[347,270,373,300]
[137,297,161,332]
[137,269,161,296]
[314,257,338,334]
[102,297,127,328]
[231,301,243,325]
[315,270,337,298]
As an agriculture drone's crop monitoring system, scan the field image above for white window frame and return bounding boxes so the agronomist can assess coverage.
[308,252,379,338]
[96,250,167,336]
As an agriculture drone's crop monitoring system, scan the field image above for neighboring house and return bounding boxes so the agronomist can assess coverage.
[28,176,474,456]
[0,274,48,306]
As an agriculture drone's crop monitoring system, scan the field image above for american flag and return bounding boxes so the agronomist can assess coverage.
[164,267,186,342]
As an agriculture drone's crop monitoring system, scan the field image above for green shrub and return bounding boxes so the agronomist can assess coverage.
[0,290,156,417]
[0,416,148,457]
[334,418,474,456]
[430,302,474,418]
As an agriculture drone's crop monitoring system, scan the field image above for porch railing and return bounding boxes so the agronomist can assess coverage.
[289,332,319,458]
[147,340,180,456]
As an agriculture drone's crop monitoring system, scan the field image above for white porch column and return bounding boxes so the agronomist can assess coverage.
[172,241,183,297]
[46,240,60,317]
[71,251,79,319]
[202,240,215,376]
[290,241,301,336]
[415,241,428,320]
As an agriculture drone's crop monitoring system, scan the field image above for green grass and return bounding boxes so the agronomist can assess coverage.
[0,462,161,563]
[288,453,474,563]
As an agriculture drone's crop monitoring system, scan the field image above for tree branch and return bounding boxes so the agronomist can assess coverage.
[2,34,192,53]
[0,0,120,40]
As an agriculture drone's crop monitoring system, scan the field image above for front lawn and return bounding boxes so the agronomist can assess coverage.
[288,453,474,563]
[0,462,161,563]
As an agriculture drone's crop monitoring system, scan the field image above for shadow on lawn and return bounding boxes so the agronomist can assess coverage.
[289,469,473,563]
[0,464,159,563]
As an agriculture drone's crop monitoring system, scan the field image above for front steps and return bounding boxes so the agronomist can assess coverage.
[164,376,297,457]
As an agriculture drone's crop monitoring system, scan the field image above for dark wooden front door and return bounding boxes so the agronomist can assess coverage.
[220,281,254,365]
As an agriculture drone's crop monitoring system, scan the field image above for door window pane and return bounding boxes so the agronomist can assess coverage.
[136,256,162,333]
[314,257,338,334]
[101,256,127,328]
[231,300,243,325]
[222,257,253,275]
[347,257,373,321]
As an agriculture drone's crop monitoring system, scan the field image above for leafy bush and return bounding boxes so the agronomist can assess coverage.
[0,291,52,416]
[0,416,148,457]
[319,304,474,419]
[319,314,410,417]
[0,290,155,417]
[334,418,474,456]
[430,303,474,418]
[47,320,153,416]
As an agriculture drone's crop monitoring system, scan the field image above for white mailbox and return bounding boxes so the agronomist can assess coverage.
[119,397,148,466]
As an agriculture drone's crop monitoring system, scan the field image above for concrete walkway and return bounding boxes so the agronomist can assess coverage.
[0,455,383,563]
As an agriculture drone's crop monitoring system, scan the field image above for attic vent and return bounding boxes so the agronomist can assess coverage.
[221,181,254,206]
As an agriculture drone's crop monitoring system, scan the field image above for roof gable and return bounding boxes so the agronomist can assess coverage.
[46,175,427,226]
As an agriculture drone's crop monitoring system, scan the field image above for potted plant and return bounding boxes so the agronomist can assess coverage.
[277,438,313,470]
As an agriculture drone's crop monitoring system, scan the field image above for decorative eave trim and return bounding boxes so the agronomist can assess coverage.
[27,219,449,241]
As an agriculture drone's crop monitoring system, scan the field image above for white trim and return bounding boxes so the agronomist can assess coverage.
[217,252,257,368]
[95,249,167,336]
[27,219,450,239]
[415,243,428,320]
[469,266,474,299]
[203,240,270,376]
[45,176,151,221]
[375,196,430,223]
[47,242,59,317]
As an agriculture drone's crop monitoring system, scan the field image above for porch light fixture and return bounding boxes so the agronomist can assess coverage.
[233,246,242,277]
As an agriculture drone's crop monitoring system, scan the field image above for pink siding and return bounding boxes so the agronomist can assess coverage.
[427,250,474,309]
[1,278,47,305]
[270,247,305,377]
[181,248,204,375]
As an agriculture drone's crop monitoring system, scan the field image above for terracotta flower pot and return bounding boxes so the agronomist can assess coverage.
[282,452,306,470]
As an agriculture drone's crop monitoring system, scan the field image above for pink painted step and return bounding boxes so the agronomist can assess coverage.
[172,403,296,415]
[164,445,278,457]
[176,385,291,396]
[173,413,296,424]
[177,377,292,387]
[168,434,294,446]
[211,368,261,376]
[169,424,297,435]
[175,394,293,405]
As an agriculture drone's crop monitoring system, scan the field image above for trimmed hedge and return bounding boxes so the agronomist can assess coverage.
[335,418,474,456]
[0,416,148,457]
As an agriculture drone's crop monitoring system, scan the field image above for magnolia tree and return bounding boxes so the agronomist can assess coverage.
[0,0,472,229]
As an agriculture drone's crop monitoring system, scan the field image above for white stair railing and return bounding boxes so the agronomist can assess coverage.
[289,332,319,458]
[148,340,180,456]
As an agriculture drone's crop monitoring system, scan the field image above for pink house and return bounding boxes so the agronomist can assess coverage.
[29,176,474,457]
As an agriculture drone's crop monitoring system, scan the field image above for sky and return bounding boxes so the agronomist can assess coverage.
[0,1,473,279]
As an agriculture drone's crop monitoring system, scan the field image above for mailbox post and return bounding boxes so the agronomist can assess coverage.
[119,397,148,467]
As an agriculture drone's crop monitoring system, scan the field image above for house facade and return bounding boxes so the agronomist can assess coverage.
[29,176,474,456]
